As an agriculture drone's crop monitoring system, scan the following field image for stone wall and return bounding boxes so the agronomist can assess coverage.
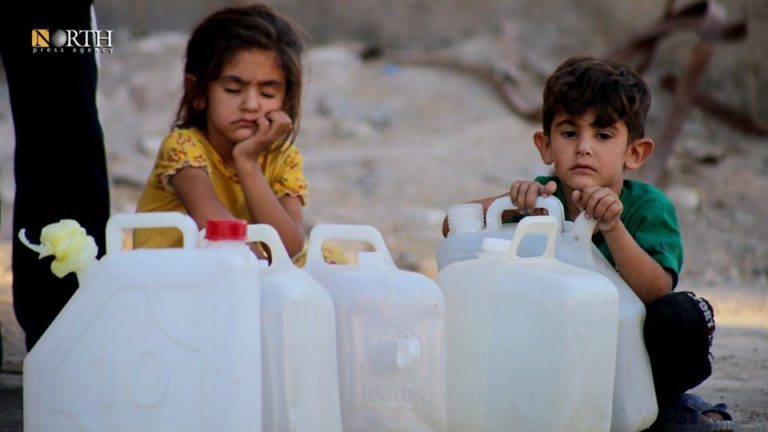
[93,0,766,127]
[94,0,662,49]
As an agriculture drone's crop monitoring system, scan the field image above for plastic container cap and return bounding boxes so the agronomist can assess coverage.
[448,203,484,234]
[205,219,247,241]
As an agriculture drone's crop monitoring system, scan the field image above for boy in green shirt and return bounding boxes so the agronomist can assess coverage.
[446,56,735,430]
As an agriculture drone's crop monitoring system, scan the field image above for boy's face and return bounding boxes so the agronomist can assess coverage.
[534,109,647,196]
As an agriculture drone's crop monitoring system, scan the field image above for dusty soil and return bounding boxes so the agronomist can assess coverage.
[1,32,766,429]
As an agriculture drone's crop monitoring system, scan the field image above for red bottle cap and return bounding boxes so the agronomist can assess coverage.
[205,219,247,241]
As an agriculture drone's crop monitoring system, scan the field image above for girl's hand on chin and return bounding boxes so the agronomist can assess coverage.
[233,110,293,161]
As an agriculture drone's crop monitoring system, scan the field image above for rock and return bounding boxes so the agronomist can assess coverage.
[317,93,396,130]
[733,210,754,227]
[308,45,362,69]
[317,93,353,118]
[332,119,377,140]
[366,106,395,130]
[666,186,701,210]
[678,136,725,164]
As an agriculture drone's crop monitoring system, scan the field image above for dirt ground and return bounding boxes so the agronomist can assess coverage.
[1,32,766,429]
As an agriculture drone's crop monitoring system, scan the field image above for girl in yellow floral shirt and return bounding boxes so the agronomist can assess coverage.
[135,4,343,265]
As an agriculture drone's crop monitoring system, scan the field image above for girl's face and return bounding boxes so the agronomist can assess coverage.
[201,48,286,149]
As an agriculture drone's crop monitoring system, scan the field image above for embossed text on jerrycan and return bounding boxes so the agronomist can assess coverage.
[303,224,447,432]
[556,213,658,432]
[243,224,343,432]
[24,213,262,432]
[436,196,564,270]
[437,216,619,432]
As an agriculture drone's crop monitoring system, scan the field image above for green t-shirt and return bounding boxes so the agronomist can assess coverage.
[533,176,684,289]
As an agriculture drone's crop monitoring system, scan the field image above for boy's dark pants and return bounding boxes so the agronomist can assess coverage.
[0,0,110,351]
[644,291,715,408]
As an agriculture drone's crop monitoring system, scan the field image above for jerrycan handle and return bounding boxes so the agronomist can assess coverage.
[245,224,292,270]
[197,223,292,269]
[305,224,395,268]
[486,195,564,231]
[572,211,598,265]
[505,216,558,260]
[106,212,198,254]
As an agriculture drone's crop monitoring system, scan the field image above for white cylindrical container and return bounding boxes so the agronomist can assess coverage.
[436,196,563,270]
[304,224,447,432]
[438,216,618,432]
[245,224,343,432]
[557,214,658,432]
[447,203,484,233]
[24,213,262,432]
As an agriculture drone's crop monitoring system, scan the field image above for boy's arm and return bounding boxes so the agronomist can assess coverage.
[602,222,673,303]
[574,186,673,303]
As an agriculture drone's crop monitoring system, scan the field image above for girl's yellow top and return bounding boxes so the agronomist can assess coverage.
[134,127,345,265]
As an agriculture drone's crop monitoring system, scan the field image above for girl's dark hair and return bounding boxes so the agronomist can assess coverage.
[541,56,651,142]
[175,3,306,152]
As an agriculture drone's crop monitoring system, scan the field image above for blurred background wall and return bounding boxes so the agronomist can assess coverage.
[94,0,765,121]
[96,0,664,49]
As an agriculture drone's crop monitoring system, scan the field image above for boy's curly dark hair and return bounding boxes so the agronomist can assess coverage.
[542,56,651,142]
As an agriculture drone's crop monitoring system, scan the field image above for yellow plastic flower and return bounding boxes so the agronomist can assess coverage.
[19,219,98,279]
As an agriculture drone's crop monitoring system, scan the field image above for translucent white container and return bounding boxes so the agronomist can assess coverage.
[557,214,658,432]
[436,196,563,270]
[437,216,618,432]
[304,224,447,432]
[439,203,658,431]
[24,213,262,432]
[245,224,343,432]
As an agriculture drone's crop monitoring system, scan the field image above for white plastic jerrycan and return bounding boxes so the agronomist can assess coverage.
[304,224,447,432]
[556,214,658,432]
[437,216,619,432]
[436,195,563,270]
[24,213,263,432]
[243,224,343,432]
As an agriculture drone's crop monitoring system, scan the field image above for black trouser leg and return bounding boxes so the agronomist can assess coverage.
[1,0,110,351]
[644,291,715,408]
